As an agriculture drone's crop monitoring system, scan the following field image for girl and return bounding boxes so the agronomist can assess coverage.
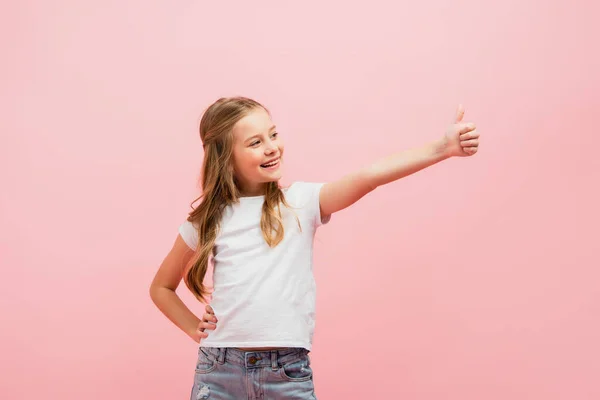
[149,97,480,400]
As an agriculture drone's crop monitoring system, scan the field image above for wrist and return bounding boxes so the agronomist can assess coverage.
[186,317,201,337]
[433,136,453,160]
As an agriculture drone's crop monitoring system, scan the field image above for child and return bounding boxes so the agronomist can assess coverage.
[149,96,480,400]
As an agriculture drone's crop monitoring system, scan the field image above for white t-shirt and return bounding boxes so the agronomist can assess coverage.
[178,181,330,350]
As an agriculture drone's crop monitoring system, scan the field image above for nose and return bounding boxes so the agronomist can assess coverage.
[264,141,278,155]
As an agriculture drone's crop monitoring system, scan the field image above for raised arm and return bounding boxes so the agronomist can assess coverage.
[319,104,480,218]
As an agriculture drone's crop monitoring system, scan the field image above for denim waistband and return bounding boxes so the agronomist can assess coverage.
[199,347,309,369]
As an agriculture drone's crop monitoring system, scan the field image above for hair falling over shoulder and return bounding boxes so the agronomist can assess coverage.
[183,97,296,303]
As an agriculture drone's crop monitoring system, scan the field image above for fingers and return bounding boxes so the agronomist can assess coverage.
[453,116,480,156]
[460,139,479,147]
[196,320,216,339]
[202,313,218,324]
[198,320,217,331]
[203,305,217,324]
[196,328,209,339]
[460,128,479,141]
[197,304,218,339]
[196,321,208,338]
[457,122,476,135]
[462,146,478,155]
[454,104,465,123]
[460,128,479,155]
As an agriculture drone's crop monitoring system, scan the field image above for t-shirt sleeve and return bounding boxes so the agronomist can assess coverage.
[313,182,331,227]
[290,181,331,228]
[178,220,199,250]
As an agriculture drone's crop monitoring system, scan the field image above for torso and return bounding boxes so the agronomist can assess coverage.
[179,182,327,351]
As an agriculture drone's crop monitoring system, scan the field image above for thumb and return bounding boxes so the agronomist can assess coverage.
[454,104,465,123]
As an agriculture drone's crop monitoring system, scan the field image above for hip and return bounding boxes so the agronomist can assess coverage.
[191,347,317,400]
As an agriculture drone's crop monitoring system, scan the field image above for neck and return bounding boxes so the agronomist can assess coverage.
[238,182,268,197]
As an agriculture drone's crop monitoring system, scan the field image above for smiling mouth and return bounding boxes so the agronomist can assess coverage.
[260,158,280,168]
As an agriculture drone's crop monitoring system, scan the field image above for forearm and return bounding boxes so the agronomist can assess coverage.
[150,286,201,340]
[366,137,450,188]
[319,137,452,216]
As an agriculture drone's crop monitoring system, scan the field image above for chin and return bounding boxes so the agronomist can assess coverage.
[258,168,283,182]
[263,174,283,183]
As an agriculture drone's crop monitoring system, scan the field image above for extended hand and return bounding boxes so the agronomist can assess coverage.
[444,104,480,157]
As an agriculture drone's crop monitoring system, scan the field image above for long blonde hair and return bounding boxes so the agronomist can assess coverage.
[184,96,296,303]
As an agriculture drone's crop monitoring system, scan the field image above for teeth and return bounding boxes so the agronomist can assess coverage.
[262,159,278,167]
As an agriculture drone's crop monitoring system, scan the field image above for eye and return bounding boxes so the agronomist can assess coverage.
[249,141,260,147]
[271,132,279,138]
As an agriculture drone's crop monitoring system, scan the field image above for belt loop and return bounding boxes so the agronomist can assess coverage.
[218,348,226,364]
[270,350,278,371]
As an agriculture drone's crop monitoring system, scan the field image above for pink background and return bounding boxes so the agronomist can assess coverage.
[2,1,599,399]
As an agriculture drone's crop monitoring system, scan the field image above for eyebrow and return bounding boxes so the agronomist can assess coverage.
[244,125,277,143]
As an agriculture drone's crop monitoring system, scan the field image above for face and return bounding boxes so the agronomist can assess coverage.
[231,108,284,196]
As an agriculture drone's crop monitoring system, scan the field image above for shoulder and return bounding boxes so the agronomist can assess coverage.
[178,219,199,250]
[284,181,325,200]
[284,181,330,226]
[283,181,326,212]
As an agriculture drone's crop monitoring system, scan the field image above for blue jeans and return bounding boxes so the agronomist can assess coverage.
[190,347,317,400]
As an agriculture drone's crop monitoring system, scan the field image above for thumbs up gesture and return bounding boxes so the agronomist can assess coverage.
[444,104,480,157]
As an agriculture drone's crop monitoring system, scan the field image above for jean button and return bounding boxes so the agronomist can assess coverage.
[249,356,257,364]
